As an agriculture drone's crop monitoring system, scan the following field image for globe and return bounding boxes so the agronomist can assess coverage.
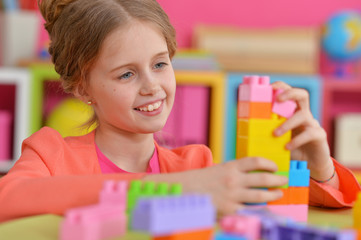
[322,11,361,62]
[46,98,96,137]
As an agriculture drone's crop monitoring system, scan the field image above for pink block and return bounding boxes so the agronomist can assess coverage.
[272,89,297,118]
[60,204,126,240]
[99,180,127,208]
[238,76,273,102]
[267,204,308,222]
[220,214,261,240]
[0,111,12,161]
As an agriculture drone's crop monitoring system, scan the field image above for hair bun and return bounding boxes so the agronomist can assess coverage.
[38,0,76,34]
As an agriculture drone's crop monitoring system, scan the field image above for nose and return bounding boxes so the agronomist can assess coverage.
[139,71,161,96]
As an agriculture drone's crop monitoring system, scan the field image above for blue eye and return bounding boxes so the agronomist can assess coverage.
[119,72,133,80]
[154,62,167,69]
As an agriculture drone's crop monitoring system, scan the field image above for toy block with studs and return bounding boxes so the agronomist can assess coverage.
[267,188,290,205]
[237,101,272,119]
[131,194,216,236]
[60,203,126,240]
[267,204,308,222]
[272,89,297,118]
[288,160,310,187]
[238,75,273,103]
[152,228,213,240]
[214,232,247,240]
[127,180,182,214]
[289,187,309,204]
[236,114,287,137]
[219,214,261,240]
[99,180,127,207]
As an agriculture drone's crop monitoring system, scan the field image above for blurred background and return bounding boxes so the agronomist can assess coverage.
[0,0,360,174]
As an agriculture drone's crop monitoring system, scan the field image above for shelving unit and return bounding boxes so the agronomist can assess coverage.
[322,77,361,156]
[0,68,31,173]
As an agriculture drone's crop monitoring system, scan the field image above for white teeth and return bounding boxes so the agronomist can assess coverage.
[136,101,162,112]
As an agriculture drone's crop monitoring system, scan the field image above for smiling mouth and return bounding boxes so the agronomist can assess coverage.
[134,100,162,112]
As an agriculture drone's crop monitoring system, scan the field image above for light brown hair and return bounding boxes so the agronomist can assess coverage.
[38,0,177,94]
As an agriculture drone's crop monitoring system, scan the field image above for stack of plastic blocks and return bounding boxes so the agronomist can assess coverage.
[60,181,128,240]
[236,75,310,222]
[127,180,182,229]
[353,192,361,239]
[131,194,216,239]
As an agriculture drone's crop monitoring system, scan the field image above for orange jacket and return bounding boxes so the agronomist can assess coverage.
[0,127,359,223]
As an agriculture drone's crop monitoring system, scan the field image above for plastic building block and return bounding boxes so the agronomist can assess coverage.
[238,101,272,119]
[127,180,182,214]
[238,76,273,102]
[60,203,126,240]
[272,89,297,118]
[220,214,261,240]
[289,187,309,204]
[99,180,127,208]
[288,160,310,187]
[214,232,247,240]
[267,188,290,205]
[152,228,213,240]
[0,111,12,161]
[131,194,216,236]
[236,115,287,138]
[267,204,308,222]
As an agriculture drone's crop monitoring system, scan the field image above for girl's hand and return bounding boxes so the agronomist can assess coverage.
[271,81,338,187]
[144,157,288,216]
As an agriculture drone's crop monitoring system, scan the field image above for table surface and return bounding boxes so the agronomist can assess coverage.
[0,207,355,240]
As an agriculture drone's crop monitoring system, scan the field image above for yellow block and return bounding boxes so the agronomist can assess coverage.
[236,139,290,171]
[354,192,361,229]
[237,114,287,137]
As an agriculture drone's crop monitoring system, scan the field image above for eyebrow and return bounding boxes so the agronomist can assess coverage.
[109,51,169,73]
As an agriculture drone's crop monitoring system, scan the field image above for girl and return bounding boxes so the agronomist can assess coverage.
[0,0,359,223]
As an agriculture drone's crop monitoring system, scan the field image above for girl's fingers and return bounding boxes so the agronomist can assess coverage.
[276,88,310,110]
[274,110,313,136]
[271,81,292,90]
[232,157,278,173]
[287,127,327,150]
[242,172,288,188]
[237,188,284,203]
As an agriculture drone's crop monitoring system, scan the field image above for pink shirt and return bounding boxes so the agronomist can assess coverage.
[95,144,160,174]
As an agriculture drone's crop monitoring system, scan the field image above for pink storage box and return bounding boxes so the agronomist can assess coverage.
[0,110,12,161]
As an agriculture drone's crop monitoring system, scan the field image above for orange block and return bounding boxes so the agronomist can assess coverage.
[289,187,309,204]
[153,228,213,240]
[267,188,290,205]
[238,101,272,119]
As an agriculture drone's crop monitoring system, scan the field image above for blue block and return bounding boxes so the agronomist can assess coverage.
[224,73,322,162]
[214,232,247,240]
[288,160,310,187]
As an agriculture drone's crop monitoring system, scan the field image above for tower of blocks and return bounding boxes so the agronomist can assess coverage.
[236,75,310,222]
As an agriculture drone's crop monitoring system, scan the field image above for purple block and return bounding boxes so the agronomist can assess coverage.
[131,194,216,236]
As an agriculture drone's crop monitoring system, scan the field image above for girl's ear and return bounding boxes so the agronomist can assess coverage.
[73,82,90,104]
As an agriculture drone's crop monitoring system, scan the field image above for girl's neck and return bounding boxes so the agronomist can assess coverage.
[94,126,155,173]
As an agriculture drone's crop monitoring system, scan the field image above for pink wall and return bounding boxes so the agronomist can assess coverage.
[157,0,361,48]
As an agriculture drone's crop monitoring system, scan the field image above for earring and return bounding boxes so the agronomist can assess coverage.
[87,100,93,105]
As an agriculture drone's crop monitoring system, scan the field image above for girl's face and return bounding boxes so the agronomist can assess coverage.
[86,20,176,134]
